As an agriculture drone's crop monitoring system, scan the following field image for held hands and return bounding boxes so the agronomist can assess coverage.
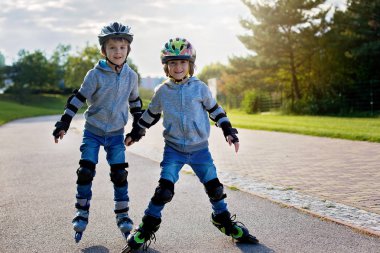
[124,126,146,146]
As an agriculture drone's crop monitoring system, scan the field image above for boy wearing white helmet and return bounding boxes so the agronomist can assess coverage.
[52,22,143,242]
[122,38,259,252]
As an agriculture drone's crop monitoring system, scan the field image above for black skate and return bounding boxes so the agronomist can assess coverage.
[116,213,134,239]
[72,209,89,243]
[121,215,161,253]
[211,211,259,244]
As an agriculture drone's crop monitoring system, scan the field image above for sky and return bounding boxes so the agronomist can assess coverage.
[0,0,346,78]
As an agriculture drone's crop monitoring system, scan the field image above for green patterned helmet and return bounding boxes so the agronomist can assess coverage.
[160,38,196,64]
[98,22,133,46]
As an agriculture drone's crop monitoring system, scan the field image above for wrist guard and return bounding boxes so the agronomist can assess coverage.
[132,110,145,128]
[220,121,239,144]
[52,114,72,138]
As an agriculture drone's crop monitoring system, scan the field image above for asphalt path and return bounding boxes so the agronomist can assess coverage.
[1,116,380,253]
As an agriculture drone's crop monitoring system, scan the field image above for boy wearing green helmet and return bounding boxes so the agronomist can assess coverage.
[52,22,143,242]
[122,38,259,252]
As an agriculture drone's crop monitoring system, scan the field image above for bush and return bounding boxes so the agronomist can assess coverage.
[281,95,346,115]
[242,90,272,114]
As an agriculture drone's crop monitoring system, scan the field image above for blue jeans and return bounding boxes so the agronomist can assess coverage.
[76,130,128,206]
[145,145,228,218]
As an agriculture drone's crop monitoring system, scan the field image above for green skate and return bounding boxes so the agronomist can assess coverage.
[212,211,259,244]
[121,215,161,252]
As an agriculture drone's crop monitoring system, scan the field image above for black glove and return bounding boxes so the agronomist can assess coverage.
[125,125,146,143]
[52,113,73,138]
[52,120,70,138]
[220,121,239,144]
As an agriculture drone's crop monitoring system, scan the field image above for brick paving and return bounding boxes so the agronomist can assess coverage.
[121,122,380,216]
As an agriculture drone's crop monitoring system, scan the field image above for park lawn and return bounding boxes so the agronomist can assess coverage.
[0,94,150,125]
[228,111,380,143]
[0,94,68,125]
[1,94,379,143]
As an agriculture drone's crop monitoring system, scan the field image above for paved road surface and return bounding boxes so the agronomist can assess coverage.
[0,116,380,253]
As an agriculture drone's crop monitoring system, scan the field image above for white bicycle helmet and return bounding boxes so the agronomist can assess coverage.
[98,22,133,46]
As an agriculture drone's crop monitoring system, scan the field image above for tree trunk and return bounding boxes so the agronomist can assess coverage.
[289,49,302,100]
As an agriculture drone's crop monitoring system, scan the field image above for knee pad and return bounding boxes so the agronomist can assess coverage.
[151,178,175,205]
[204,178,226,202]
[110,163,129,187]
[76,160,96,185]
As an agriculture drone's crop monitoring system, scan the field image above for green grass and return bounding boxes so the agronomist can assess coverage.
[228,110,380,142]
[0,94,68,125]
[0,94,150,125]
[1,94,380,143]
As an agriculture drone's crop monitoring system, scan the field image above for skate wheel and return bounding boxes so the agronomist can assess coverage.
[122,231,130,240]
[74,232,82,243]
[120,244,132,253]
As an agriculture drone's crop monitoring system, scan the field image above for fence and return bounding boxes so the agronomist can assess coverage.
[215,81,380,115]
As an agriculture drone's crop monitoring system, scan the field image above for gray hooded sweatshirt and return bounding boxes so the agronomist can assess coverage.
[140,76,230,153]
[76,60,139,136]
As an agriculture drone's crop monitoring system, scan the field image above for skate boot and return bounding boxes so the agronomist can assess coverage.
[116,213,134,239]
[121,215,161,253]
[72,208,89,243]
[211,211,259,244]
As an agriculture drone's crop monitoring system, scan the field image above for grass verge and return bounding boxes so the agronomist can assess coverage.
[1,94,380,143]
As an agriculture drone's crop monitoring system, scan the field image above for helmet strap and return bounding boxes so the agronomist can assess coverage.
[169,75,189,84]
[106,57,126,73]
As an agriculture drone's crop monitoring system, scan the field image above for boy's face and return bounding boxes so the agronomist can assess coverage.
[167,60,189,80]
[104,39,130,66]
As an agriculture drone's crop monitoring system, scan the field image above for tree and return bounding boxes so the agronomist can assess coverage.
[0,52,5,89]
[197,62,226,83]
[64,44,141,90]
[50,44,71,91]
[64,44,102,90]
[9,49,54,99]
[336,0,380,81]
[127,58,141,86]
[239,0,330,105]
[324,0,380,113]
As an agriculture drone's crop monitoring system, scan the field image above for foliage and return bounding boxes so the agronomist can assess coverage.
[0,52,5,89]
[197,62,226,83]
[239,0,330,104]
[64,44,141,90]
[63,44,102,90]
[242,89,272,114]
[7,50,52,102]
[2,0,380,115]
[1,42,142,96]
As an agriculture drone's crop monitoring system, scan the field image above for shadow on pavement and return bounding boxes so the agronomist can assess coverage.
[81,245,109,253]
[236,242,275,253]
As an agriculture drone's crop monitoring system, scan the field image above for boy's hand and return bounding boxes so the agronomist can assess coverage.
[219,121,239,153]
[53,121,70,143]
[54,130,66,143]
[226,135,239,153]
[124,136,134,146]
